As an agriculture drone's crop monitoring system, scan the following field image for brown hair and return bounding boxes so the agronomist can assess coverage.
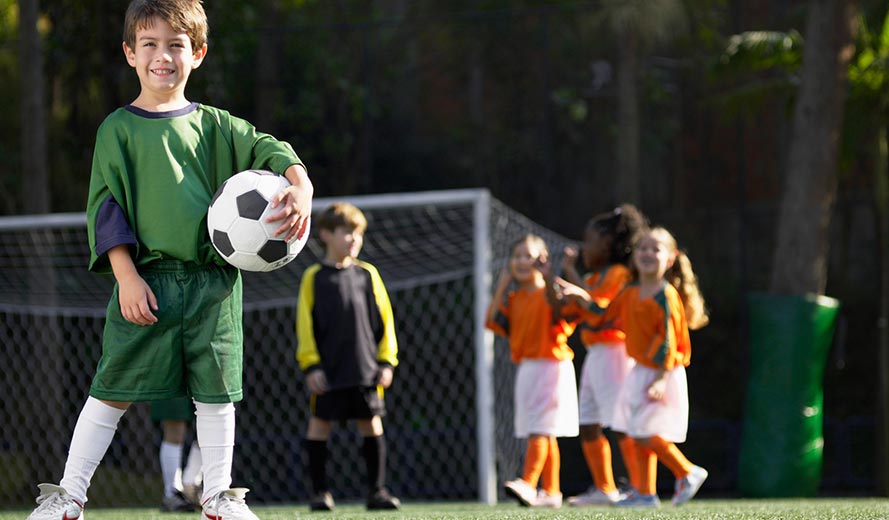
[648,226,710,330]
[123,0,208,50]
[316,202,368,235]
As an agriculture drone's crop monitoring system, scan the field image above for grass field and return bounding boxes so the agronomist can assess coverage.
[4,499,889,520]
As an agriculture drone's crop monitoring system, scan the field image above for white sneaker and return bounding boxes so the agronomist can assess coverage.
[672,465,708,506]
[503,478,537,506]
[613,492,660,507]
[201,488,259,520]
[27,484,84,520]
[534,490,562,508]
[568,486,620,506]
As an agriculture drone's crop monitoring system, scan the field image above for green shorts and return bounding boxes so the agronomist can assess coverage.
[150,396,195,422]
[90,260,243,404]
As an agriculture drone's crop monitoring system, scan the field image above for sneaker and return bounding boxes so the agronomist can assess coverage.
[672,465,708,506]
[161,490,197,513]
[534,490,562,508]
[309,491,335,511]
[366,488,400,510]
[613,492,660,507]
[27,484,84,520]
[503,478,537,507]
[201,488,258,520]
[568,486,620,506]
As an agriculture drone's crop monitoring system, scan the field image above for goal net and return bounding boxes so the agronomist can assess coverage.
[0,188,574,507]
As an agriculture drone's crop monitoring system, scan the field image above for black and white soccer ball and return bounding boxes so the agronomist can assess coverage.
[207,169,310,272]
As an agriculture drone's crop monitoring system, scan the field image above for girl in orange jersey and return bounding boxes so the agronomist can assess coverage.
[486,234,579,508]
[559,204,647,506]
[558,226,709,508]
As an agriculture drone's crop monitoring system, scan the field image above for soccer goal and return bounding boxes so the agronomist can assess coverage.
[0,188,573,507]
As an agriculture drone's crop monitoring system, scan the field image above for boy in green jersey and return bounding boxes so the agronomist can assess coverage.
[27,1,312,519]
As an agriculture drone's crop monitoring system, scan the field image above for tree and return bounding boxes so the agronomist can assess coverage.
[18,0,49,213]
[599,0,687,205]
[769,0,857,295]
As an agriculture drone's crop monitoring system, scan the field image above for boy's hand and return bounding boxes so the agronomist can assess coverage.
[377,366,394,389]
[117,272,158,326]
[306,370,328,395]
[267,164,313,242]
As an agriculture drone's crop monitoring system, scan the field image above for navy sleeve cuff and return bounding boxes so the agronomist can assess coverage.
[94,196,137,257]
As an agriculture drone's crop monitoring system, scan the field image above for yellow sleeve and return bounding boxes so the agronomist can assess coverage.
[362,261,399,367]
[295,264,321,371]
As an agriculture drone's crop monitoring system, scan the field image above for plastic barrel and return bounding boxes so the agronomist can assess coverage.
[738,292,840,497]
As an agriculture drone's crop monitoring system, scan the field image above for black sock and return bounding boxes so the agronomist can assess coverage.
[362,435,386,493]
[305,439,329,494]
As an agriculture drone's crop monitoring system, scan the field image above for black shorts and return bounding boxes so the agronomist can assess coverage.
[311,386,386,421]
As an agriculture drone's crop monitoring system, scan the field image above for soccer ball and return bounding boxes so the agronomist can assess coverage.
[207,170,310,272]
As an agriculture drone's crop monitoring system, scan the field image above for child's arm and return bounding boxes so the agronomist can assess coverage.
[267,164,313,242]
[108,245,157,325]
[647,368,668,401]
[561,246,583,286]
[486,268,512,323]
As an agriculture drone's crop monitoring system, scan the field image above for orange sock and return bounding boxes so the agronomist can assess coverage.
[581,436,616,493]
[617,436,639,490]
[647,436,693,479]
[522,435,549,488]
[635,443,658,495]
[540,436,561,495]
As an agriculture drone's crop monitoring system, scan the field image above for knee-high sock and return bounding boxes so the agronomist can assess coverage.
[618,436,639,490]
[194,402,235,502]
[521,435,549,488]
[362,435,387,493]
[647,435,694,479]
[540,436,561,495]
[581,435,616,493]
[635,443,658,496]
[305,439,329,494]
[182,440,203,487]
[60,397,126,505]
[159,441,184,497]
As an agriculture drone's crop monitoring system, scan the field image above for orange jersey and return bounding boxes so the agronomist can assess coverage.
[578,264,631,345]
[486,285,576,363]
[578,282,691,370]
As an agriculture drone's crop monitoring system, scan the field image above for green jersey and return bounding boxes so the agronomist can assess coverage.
[86,103,303,273]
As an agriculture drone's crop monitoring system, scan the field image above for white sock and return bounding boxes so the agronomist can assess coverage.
[182,440,203,487]
[194,401,235,502]
[59,397,126,504]
[159,441,184,497]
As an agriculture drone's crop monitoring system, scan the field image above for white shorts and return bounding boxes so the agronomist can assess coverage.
[514,359,579,438]
[611,364,688,443]
[578,341,635,429]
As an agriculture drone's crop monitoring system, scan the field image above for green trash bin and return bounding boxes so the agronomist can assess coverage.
[738,292,840,497]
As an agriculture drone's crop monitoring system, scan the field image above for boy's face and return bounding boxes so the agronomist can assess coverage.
[321,225,364,262]
[123,16,206,104]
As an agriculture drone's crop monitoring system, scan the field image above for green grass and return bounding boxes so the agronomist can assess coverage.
[4,499,889,520]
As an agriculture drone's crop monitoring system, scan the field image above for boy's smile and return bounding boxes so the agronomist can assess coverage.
[123,16,206,109]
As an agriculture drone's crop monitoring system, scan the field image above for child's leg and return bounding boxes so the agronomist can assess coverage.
[194,401,235,502]
[616,433,639,490]
[521,434,549,487]
[305,417,333,494]
[59,397,128,504]
[634,440,658,496]
[357,417,386,493]
[647,435,694,479]
[159,419,188,498]
[579,424,616,493]
[182,439,202,488]
[539,436,560,495]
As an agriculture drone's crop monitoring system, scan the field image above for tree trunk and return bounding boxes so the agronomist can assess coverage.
[18,0,50,214]
[876,127,889,496]
[615,28,640,206]
[254,0,282,134]
[768,0,857,295]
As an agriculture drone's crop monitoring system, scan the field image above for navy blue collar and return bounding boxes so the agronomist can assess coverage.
[125,102,199,118]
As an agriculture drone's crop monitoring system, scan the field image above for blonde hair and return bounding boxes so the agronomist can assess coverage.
[316,202,368,235]
[649,227,709,330]
[124,0,208,50]
[510,233,549,262]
